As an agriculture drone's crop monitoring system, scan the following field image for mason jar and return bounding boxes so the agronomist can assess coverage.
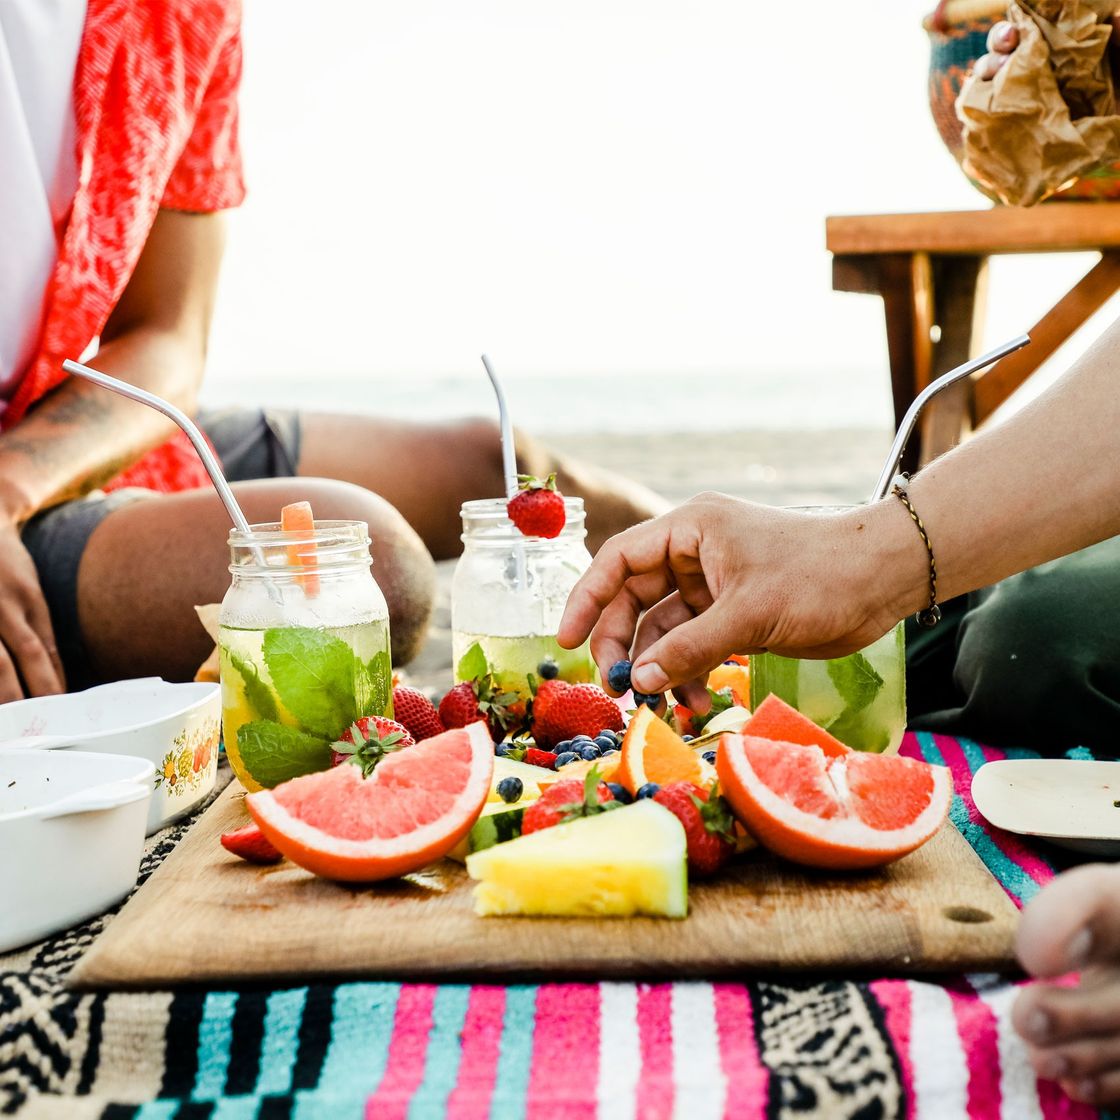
[747,505,907,754]
[218,520,393,790]
[451,497,596,708]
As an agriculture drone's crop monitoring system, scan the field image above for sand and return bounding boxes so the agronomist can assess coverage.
[405,427,890,693]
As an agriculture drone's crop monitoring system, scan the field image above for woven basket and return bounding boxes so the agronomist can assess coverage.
[925,0,1120,201]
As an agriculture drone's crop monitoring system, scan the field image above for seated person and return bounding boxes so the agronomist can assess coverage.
[0,0,664,701]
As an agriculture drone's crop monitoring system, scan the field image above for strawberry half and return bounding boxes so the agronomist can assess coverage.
[521,769,618,835]
[653,781,737,877]
[507,473,566,539]
[392,685,445,742]
[530,679,624,749]
[220,823,283,865]
[330,715,415,776]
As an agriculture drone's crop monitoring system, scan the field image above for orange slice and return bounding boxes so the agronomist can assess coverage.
[716,733,951,870]
[742,694,850,758]
[706,661,751,707]
[246,723,494,881]
[280,500,319,597]
[616,705,702,795]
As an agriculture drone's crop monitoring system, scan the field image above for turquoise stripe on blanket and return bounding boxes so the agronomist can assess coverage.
[489,985,539,1119]
[407,986,472,1119]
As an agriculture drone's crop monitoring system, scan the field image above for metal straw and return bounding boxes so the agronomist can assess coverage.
[480,353,528,590]
[871,333,1031,502]
[61,359,282,601]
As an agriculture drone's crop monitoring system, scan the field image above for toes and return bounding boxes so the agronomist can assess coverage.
[1017,864,1120,979]
[1014,974,1120,1047]
[1028,1031,1120,1081]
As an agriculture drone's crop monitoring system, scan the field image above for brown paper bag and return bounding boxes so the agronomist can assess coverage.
[957,0,1120,204]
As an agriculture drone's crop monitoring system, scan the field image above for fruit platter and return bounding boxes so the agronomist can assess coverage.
[71,495,1018,989]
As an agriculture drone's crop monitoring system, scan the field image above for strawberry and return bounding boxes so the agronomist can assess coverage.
[671,703,696,738]
[523,747,558,770]
[439,678,519,740]
[392,685,445,742]
[330,715,415,776]
[521,769,617,835]
[220,823,282,865]
[531,679,624,749]
[652,781,737,877]
[507,473,566,538]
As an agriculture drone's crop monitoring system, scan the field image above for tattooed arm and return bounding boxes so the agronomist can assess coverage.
[0,209,226,699]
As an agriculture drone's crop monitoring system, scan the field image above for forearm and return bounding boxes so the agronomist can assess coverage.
[0,326,204,522]
[873,318,1120,618]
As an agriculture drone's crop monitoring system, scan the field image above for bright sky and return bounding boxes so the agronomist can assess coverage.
[205,0,1118,414]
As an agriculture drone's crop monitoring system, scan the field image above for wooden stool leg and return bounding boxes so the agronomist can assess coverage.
[918,256,989,467]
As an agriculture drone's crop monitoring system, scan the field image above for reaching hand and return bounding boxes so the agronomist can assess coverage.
[975,15,1120,92]
[0,521,64,700]
[557,493,912,712]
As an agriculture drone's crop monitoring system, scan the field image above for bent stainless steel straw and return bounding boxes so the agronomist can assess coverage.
[62,358,253,533]
[871,333,1031,502]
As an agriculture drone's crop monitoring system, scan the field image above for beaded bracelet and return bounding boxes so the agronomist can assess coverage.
[891,478,941,628]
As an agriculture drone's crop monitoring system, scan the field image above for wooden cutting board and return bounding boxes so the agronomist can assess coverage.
[71,783,1019,989]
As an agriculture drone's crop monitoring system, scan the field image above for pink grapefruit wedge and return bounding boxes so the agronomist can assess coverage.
[246,722,494,881]
[717,733,951,870]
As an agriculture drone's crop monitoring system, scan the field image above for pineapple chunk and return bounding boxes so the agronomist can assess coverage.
[466,800,688,918]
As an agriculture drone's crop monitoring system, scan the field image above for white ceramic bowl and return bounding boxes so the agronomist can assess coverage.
[0,678,220,834]
[0,749,153,952]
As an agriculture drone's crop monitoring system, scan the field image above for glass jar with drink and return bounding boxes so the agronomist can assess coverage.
[218,517,393,790]
[748,506,907,753]
[451,497,596,716]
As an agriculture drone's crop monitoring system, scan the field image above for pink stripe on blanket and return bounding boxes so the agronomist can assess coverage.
[948,985,1001,1120]
[712,984,768,1118]
[636,984,675,1120]
[869,980,915,1119]
[364,984,437,1120]
[445,986,506,1120]
[933,735,1056,890]
[525,985,601,1120]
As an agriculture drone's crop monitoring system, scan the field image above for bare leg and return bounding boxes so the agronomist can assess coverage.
[1012,864,1120,1105]
[76,477,436,680]
[296,414,669,558]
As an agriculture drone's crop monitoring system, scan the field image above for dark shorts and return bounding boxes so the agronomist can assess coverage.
[21,407,302,689]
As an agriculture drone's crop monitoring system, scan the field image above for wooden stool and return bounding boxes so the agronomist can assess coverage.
[826,204,1120,470]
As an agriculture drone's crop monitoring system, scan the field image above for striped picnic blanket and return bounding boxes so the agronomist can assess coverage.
[0,733,1116,1120]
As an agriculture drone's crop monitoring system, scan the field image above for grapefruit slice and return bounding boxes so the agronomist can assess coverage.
[246,722,493,881]
[280,500,319,597]
[616,705,703,794]
[717,733,951,870]
[742,694,850,758]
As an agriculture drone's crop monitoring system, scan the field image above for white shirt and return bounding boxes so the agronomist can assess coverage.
[0,0,87,403]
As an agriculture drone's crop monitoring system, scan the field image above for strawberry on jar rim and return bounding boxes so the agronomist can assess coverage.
[507,473,566,539]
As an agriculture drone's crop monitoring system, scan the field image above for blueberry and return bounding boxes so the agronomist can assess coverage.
[496,776,523,803]
[538,658,560,680]
[554,740,574,755]
[635,782,661,800]
[606,782,633,804]
[596,729,620,743]
[600,747,619,757]
[572,735,596,745]
[606,659,633,693]
[703,750,717,764]
[682,734,695,742]
[632,691,662,709]
[578,744,601,761]
[494,743,511,757]
[555,751,580,768]
[594,735,617,752]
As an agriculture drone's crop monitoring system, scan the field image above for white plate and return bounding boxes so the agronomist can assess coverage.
[0,678,220,835]
[971,759,1120,857]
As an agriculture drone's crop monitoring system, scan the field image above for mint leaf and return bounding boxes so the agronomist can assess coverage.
[826,652,884,715]
[263,627,362,739]
[457,641,489,683]
[358,650,392,717]
[227,650,279,723]
[749,653,801,710]
[234,720,332,788]
[826,707,891,753]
